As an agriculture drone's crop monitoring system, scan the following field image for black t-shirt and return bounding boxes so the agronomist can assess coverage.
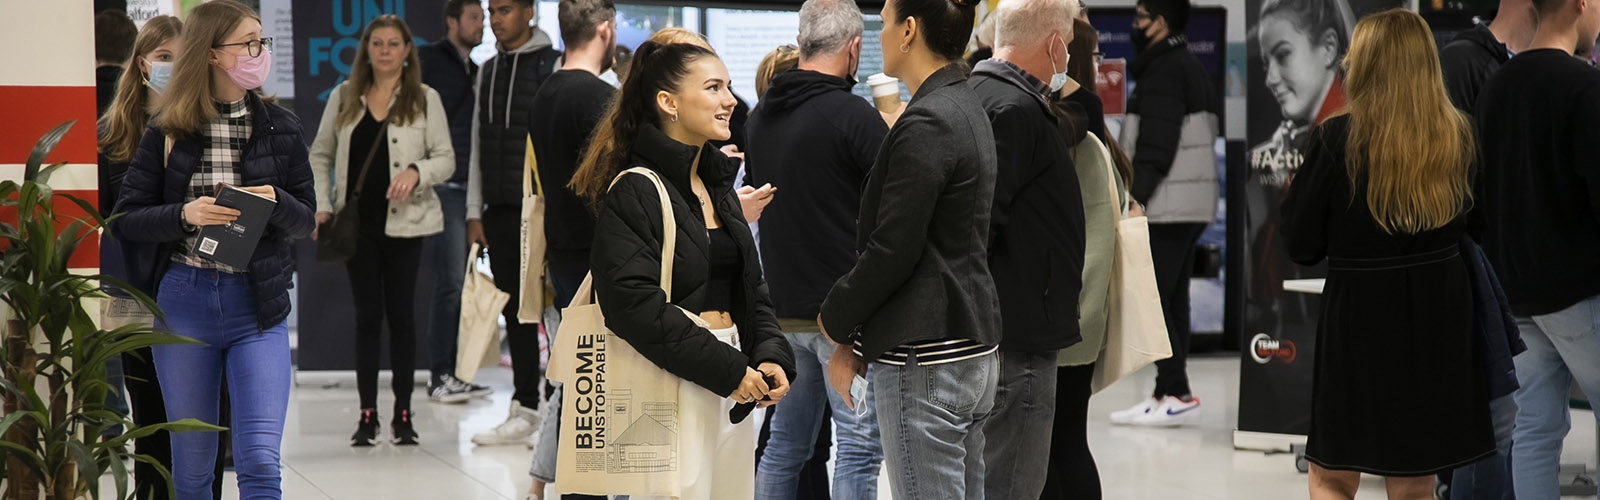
[1474,48,1600,315]
[348,110,391,235]
[530,70,616,252]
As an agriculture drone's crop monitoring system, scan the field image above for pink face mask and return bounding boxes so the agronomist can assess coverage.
[219,49,272,90]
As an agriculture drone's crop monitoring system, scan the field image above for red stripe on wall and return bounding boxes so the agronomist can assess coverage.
[0,189,100,269]
[0,86,99,166]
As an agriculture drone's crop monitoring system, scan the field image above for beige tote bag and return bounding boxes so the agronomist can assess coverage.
[517,134,548,324]
[1090,137,1174,393]
[548,167,710,498]
[456,243,510,384]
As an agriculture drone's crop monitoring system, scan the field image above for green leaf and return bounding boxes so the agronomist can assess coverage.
[37,162,69,185]
[68,440,99,498]
[126,453,175,500]
[24,121,74,181]
[108,448,128,500]
[100,419,226,449]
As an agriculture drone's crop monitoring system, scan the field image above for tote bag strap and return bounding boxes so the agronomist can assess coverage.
[604,167,678,296]
[524,134,545,198]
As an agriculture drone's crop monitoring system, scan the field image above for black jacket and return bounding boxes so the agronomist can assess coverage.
[970,60,1087,352]
[746,69,888,320]
[418,39,479,185]
[819,64,1003,360]
[112,92,318,329]
[1125,35,1221,217]
[590,124,796,397]
[474,33,561,208]
[1441,25,1510,112]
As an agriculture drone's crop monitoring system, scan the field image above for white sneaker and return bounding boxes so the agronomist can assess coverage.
[1110,397,1161,425]
[472,400,540,447]
[1131,396,1202,427]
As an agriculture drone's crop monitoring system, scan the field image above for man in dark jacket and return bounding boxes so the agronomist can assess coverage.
[1438,2,1535,498]
[745,0,888,497]
[1110,0,1220,427]
[969,0,1085,496]
[465,0,563,447]
[522,0,616,497]
[418,0,487,404]
[1475,0,1600,495]
[95,9,136,116]
[1440,0,1536,111]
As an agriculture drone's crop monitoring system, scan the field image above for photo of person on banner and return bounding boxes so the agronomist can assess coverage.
[1249,0,1352,185]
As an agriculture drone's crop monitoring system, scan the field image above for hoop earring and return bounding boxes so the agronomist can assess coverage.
[671,113,679,122]
[900,44,911,54]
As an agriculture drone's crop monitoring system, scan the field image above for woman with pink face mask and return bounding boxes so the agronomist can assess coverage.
[111,1,316,498]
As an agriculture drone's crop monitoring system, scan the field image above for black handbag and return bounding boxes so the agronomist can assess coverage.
[315,124,387,263]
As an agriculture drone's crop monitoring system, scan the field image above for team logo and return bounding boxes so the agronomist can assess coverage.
[1249,333,1297,365]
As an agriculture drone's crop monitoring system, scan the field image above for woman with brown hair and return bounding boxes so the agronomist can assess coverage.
[569,39,796,499]
[111,1,317,497]
[308,14,455,447]
[1281,9,1492,500]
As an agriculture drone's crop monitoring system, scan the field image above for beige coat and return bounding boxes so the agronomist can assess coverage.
[310,82,454,237]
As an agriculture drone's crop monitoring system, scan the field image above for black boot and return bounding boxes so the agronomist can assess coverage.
[350,409,379,447]
[392,409,419,446]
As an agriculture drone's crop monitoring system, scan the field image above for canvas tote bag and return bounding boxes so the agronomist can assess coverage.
[1090,136,1174,393]
[517,134,548,324]
[456,243,510,384]
[548,167,711,498]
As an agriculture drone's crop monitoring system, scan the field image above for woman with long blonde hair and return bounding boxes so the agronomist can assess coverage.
[1281,9,1489,500]
[111,1,317,498]
[308,14,455,447]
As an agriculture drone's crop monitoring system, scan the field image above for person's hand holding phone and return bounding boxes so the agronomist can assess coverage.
[737,183,777,222]
[828,344,867,412]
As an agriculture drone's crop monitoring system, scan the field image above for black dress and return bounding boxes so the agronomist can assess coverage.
[1281,116,1493,476]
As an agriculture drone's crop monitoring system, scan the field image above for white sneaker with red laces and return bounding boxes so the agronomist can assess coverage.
[1131,396,1202,427]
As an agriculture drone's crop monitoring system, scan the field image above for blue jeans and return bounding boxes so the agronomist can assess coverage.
[1451,394,1517,500]
[1510,294,1600,500]
[756,332,884,500]
[427,184,468,378]
[982,349,1059,499]
[874,349,998,500]
[153,263,291,500]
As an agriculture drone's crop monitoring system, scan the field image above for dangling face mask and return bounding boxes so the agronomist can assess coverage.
[144,58,174,94]
[1049,33,1071,92]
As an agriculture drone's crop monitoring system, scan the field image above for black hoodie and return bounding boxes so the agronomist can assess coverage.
[745,69,889,320]
[1441,24,1511,112]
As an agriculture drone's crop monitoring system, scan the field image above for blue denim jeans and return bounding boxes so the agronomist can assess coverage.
[153,263,291,500]
[982,349,1059,499]
[1510,294,1600,500]
[756,332,884,500]
[874,349,998,500]
[1450,394,1517,500]
[427,184,468,378]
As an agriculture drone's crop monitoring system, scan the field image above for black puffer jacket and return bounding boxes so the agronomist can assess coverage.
[112,92,318,329]
[590,124,796,397]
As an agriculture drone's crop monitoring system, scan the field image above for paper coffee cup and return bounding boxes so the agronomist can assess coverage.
[868,73,901,113]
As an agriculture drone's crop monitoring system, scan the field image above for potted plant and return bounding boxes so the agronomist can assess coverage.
[0,120,220,500]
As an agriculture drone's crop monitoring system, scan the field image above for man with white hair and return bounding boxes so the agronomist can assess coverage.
[969,0,1087,497]
[745,0,889,497]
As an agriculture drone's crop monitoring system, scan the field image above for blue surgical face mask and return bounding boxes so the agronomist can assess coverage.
[1049,34,1071,93]
[145,59,173,94]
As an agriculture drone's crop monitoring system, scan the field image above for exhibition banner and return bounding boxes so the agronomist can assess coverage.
[1236,0,1405,444]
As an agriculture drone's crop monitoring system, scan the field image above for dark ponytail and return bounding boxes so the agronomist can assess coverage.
[571,41,719,212]
[890,0,978,61]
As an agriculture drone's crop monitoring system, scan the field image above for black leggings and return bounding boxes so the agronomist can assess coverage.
[1149,222,1206,398]
[347,232,424,412]
[1040,363,1101,500]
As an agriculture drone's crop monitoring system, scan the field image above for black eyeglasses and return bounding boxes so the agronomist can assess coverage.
[215,37,274,57]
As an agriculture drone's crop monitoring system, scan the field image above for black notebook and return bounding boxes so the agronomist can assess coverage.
[194,185,276,269]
